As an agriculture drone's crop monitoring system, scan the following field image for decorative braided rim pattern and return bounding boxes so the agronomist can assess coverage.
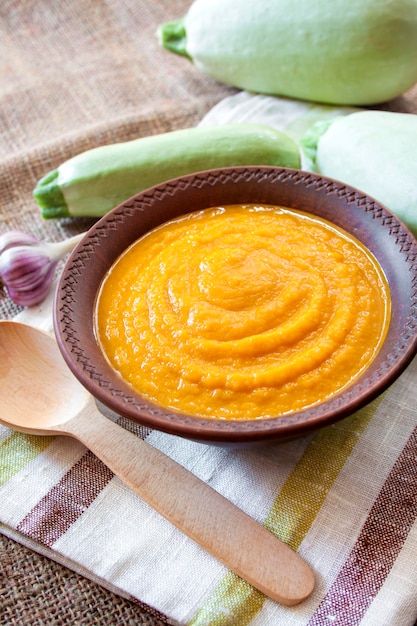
[55,167,417,441]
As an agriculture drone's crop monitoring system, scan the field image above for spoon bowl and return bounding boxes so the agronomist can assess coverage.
[0,320,91,432]
[0,320,315,606]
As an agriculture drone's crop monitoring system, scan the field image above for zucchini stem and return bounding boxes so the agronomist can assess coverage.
[33,169,70,219]
[157,18,191,59]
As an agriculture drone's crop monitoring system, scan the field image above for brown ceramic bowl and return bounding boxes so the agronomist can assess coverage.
[54,166,417,447]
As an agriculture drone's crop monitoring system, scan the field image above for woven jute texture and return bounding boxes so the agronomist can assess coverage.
[0,1,233,624]
[0,534,170,626]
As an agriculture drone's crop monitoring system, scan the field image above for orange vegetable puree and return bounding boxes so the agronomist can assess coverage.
[95,204,390,420]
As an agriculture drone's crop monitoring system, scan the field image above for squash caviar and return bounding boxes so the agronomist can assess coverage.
[95,205,391,420]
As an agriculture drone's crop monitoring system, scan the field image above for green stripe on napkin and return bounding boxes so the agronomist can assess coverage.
[190,400,380,626]
[0,432,54,487]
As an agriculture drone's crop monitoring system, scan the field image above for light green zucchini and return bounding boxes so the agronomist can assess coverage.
[301,110,417,237]
[34,123,300,219]
[158,0,417,106]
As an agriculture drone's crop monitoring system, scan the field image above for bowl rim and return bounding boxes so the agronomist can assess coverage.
[54,166,417,445]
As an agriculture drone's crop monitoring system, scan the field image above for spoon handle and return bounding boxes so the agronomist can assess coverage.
[66,404,314,606]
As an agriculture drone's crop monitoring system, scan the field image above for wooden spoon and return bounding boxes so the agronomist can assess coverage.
[0,320,314,606]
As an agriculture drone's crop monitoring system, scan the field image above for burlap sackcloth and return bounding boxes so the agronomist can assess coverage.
[1,2,417,625]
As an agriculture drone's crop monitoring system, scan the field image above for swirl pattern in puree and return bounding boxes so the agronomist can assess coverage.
[95,205,390,420]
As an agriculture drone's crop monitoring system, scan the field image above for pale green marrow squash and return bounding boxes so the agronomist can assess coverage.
[301,110,417,236]
[158,0,417,106]
[33,123,300,219]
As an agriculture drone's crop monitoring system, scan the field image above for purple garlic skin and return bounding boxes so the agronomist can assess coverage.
[0,230,84,307]
[0,230,38,254]
[0,244,59,306]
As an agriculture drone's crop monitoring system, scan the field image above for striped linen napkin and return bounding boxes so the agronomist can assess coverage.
[1,93,417,626]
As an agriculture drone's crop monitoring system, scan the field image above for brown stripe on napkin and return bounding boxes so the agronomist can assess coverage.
[17,451,113,547]
[308,426,417,625]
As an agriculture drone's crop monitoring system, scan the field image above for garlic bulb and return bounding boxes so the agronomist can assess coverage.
[0,231,84,307]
